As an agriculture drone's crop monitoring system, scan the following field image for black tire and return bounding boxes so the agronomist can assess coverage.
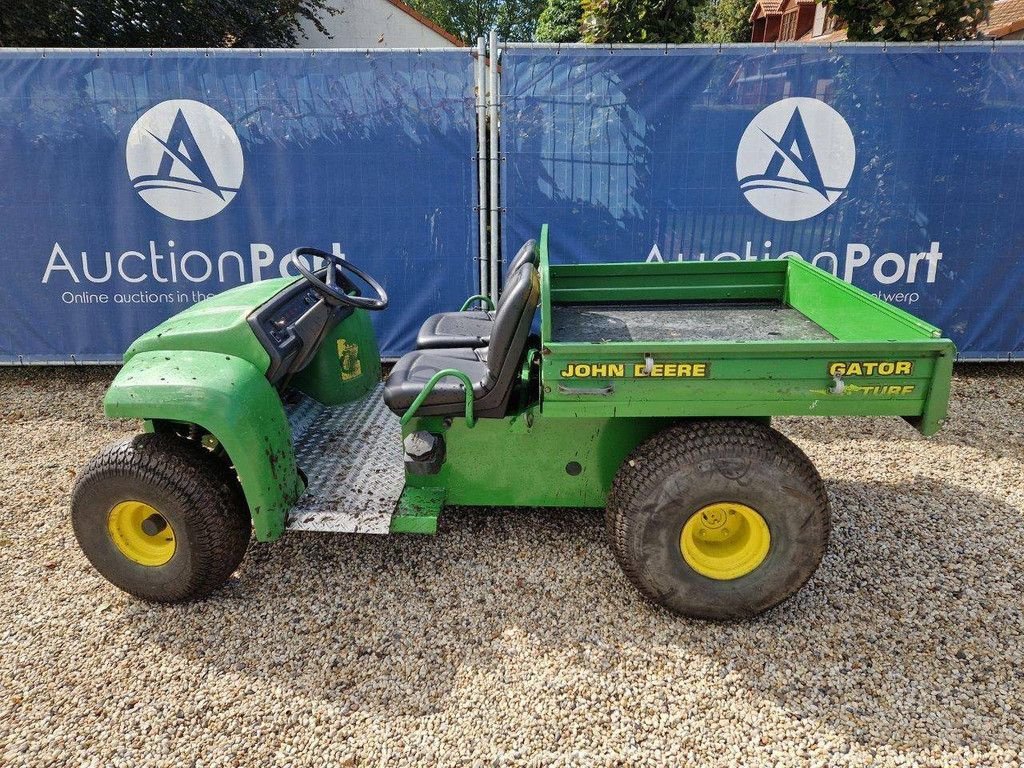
[606,419,830,620]
[71,433,251,603]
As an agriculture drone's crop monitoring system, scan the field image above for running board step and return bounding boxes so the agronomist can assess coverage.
[286,503,396,534]
[286,485,444,535]
[390,487,446,534]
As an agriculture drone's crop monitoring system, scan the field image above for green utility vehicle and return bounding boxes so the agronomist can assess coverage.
[71,225,955,619]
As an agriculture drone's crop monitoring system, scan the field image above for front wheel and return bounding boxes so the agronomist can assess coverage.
[71,433,251,602]
[606,419,830,620]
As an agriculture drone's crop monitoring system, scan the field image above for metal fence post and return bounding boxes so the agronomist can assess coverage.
[475,37,489,299]
[488,29,501,300]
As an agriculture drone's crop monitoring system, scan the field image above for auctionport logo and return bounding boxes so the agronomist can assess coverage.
[736,97,855,222]
[125,100,244,222]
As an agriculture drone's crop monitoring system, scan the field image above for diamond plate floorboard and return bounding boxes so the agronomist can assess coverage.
[284,384,404,534]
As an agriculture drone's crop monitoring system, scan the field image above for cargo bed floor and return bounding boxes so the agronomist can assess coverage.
[551,301,834,343]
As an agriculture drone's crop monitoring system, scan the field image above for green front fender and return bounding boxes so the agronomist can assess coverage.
[104,351,303,541]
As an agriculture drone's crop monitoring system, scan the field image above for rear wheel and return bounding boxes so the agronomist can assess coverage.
[71,433,251,603]
[606,419,830,620]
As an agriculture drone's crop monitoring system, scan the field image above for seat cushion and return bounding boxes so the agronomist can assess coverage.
[383,348,489,415]
[416,310,493,349]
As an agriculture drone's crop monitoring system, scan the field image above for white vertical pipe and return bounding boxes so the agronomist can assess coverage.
[487,28,500,300]
[475,36,489,298]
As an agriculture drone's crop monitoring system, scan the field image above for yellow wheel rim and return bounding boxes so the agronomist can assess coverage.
[680,502,770,580]
[106,501,176,566]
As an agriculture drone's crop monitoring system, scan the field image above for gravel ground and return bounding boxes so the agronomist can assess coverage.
[1,364,1023,767]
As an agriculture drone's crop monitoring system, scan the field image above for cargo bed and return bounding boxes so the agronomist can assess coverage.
[551,300,835,343]
[537,227,955,435]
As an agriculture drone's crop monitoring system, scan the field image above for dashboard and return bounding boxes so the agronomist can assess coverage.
[248,278,353,384]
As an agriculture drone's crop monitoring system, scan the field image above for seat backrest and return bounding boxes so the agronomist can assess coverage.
[484,263,540,390]
[491,240,538,314]
[503,239,537,288]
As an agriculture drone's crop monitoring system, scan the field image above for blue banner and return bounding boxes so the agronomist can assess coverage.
[0,49,477,361]
[502,44,1024,360]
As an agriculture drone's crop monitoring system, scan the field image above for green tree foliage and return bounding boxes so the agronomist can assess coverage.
[692,0,752,43]
[405,0,548,42]
[824,0,986,41]
[581,0,696,43]
[495,0,551,39]
[0,0,338,48]
[536,0,584,41]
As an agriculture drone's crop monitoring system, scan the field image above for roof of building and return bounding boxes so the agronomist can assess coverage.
[750,0,815,21]
[381,0,466,46]
[797,26,848,42]
[980,0,1024,38]
[753,0,786,15]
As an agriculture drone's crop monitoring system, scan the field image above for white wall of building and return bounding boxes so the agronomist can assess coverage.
[296,0,460,48]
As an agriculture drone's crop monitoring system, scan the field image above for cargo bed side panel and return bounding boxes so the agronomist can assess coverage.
[542,344,946,420]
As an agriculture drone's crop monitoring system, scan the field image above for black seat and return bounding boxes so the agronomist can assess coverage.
[415,239,537,349]
[385,263,540,420]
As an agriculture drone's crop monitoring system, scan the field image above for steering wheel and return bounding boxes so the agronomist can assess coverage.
[291,247,389,311]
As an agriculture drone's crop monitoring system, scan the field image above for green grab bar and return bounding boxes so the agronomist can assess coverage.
[399,368,476,428]
[459,294,495,311]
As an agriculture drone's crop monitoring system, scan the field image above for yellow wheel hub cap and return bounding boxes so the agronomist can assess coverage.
[680,502,770,580]
[106,501,176,566]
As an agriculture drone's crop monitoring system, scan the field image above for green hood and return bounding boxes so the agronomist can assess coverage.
[123,277,297,373]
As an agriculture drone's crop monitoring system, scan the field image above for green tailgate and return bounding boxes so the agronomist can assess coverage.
[537,226,955,435]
